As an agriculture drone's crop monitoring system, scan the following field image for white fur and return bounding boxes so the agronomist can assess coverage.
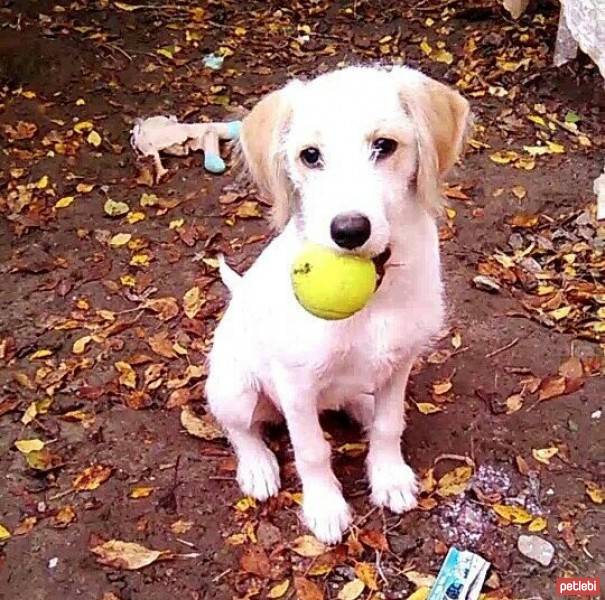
[205,66,468,543]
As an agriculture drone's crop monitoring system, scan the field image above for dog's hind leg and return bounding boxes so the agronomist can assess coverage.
[206,379,281,501]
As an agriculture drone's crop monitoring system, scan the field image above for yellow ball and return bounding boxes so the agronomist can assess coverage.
[291,243,377,320]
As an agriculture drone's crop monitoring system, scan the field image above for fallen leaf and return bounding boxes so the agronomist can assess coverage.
[354,562,378,591]
[91,540,165,570]
[183,286,205,319]
[240,546,271,578]
[528,516,547,532]
[104,199,130,217]
[15,438,45,453]
[115,361,137,389]
[170,520,193,534]
[509,213,539,228]
[404,571,436,588]
[511,185,526,200]
[538,376,566,401]
[109,233,132,247]
[55,196,75,209]
[558,356,583,380]
[236,201,263,218]
[73,464,112,491]
[114,1,144,10]
[294,576,324,600]
[416,402,443,415]
[87,130,102,147]
[0,524,11,540]
[292,535,327,557]
[505,394,523,414]
[144,297,179,321]
[52,505,76,528]
[406,588,430,600]
[127,211,146,224]
[337,579,365,600]
[148,332,175,358]
[13,516,37,536]
[74,120,93,133]
[585,481,604,505]
[234,496,256,511]
[358,529,389,552]
[493,504,533,524]
[72,335,93,355]
[29,349,53,360]
[437,465,473,497]
[268,579,290,599]
[130,486,153,499]
[433,381,452,397]
[532,447,559,465]
[180,406,224,440]
[489,150,519,164]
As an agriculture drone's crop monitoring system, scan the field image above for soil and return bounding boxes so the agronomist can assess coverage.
[0,1,603,599]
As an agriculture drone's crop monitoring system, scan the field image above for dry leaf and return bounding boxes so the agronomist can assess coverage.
[407,588,430,600]
[416,402,443,415]
[528,516,547,532]
[144,297,179,321]
[268,580,290,599]
[292,535,327,557]
[15,438,45,453]
[109,233,132,247]
[183,286,205,319]
[91,540,165,570]
[73,335,93,355]
[130,486,153,499]
[14,516,37,535]
[0,524,11,540]
[115,361,137,389]
[532,447,559,465]
[358,529,389,552]
[492,504,533,524]
[294,577,324,600]
[52,505,76,528]
[337,579,365,600]
[104,199,130,217]
[437,466,473,497]
[354,562,378,591]
[240,546,271,578]
[148,332,175,358]
[235,200,262,218]
[404,571,436,588]
[505,394,523,414]
[432,380,452,395]
[29,349,53,360]
[180,406,223,440]
[538,375,566,401]
[55,196,75,209]
[87,130,102,147]
[585,481,604,504]
[73,464,112,491]
[509,213,539,228]
[558,356,583,380]
[170,520,193,534]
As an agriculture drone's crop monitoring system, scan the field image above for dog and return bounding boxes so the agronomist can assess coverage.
[205,65,470,543]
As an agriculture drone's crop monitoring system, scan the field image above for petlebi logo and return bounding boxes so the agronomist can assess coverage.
[556,576,600,597]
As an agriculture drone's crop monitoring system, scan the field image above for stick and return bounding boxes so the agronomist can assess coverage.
[485,337,520,359]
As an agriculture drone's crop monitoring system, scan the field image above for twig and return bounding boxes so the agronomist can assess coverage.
[485,336,520,359]
[213,568,231,583]
[48,488,76,502]
[434,453,475,467]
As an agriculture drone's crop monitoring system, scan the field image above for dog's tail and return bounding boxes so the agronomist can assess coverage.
[217,255,242,295]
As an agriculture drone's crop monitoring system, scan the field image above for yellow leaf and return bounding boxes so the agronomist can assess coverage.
[267,579,290,598]
[432,48,453,64]
[120,274,136,287]
[523,145,550,156]
[114,1,143,10]
[36,175,49,189]
[15,438,45,453]
[72,335,92,355]
[55,196,75,208]
[527,115,547,127]
[76,182,95,193]
[226,532,247,545]
[29,349,53,360]
[234,496,256,512]
[21,90,36,99]
[139,192,158,207]
[493,504,533,524]
[127,211,146,224]
[451,332,462,349]
[549,306,572,321]
[91,540,164,570]
[169,218,184,229]
[546,141,565,154]
[130,253,151,267]
[404,571,436,588]
[532,447,559,465]
[585,481,604,504]
[104,199,130,217]
[416,402,442,415]
[420,38,432,55]
[437,466,473,497]
[489,150,519,164]
[354,562,379,591]
[515,157,535,170]
[528,516,547,532]
[0,524,11,540]
[109,233,132,247]
[292,534,327,557]
[180,406,223,440]
[74,120,93,133]
[432,380,452,395]
[87,130,102,147]
[407,588,430,600]
[336,442,367,455]
[73,464,112,491]
[511,185,526,200]
[183,286,204,319]
[236,201,263,219]
[337,578,365,600]
[21,401,37,425]
[505,394,523,414]
[129,486,154,499]
[115,361,137,388]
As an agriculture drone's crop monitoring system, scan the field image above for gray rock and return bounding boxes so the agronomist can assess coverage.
[517,534,555,566]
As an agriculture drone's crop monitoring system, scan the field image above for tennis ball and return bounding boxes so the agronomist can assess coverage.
[291,243,377,320]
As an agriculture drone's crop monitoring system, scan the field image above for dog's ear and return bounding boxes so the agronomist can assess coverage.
[240,81,303,230]
[396,69,471,214]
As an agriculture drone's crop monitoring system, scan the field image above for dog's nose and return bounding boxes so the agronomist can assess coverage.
[330,212,371,249]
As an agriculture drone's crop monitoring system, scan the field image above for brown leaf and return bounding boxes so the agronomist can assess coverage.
[180,406,224,440]
[166,388,191,409]
[143,297,179,321]
[114,361,137,389]
[437,466,473,497]
[515,454,531,476]
[294,577,324,600]
[148,332,175,358]
[508,213,539,228]
[559,355,583,379]
[354,563,378,591]
[291,535,327,557]
[52,505,77,528]
[538,375,566,401]
[73,464,112,491]
[358,529,390,552]
[91,540,167,570]
[240,546,271,578]
[14,516,37,536]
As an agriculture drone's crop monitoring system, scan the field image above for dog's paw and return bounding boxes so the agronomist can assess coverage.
[369,461,418,514]
[237,447,281,501]
[303,488,352,545]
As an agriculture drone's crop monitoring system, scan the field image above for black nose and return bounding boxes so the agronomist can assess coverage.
[330,212,371,249]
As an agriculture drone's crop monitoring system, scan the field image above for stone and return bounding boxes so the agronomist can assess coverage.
[517,534,555,567]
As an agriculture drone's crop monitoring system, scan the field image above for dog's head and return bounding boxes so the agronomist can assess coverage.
[240,66,470,258]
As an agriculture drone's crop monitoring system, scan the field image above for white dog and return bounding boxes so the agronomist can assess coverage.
[205,66,470,543]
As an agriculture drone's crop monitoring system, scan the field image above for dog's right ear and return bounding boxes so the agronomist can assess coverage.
[240,81,303,230]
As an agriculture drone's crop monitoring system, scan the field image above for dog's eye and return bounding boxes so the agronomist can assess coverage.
[372,138,398,160]
[300,147,322,168]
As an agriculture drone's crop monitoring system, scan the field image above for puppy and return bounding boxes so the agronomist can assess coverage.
[205,66,470,543]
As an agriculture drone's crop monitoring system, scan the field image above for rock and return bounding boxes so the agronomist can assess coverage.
[472,275,501,293]
[517,534,555,566]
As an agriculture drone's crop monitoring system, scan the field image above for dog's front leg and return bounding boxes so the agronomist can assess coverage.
[274,367,352,544]
[367,361,418,513]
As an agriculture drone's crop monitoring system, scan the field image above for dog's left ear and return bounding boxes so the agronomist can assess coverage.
[395,68,471,214]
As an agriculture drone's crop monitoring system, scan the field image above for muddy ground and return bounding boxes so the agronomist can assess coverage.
[0,1,603,599]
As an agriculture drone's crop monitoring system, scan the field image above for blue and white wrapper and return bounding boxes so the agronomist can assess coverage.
[428,547,490,600]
